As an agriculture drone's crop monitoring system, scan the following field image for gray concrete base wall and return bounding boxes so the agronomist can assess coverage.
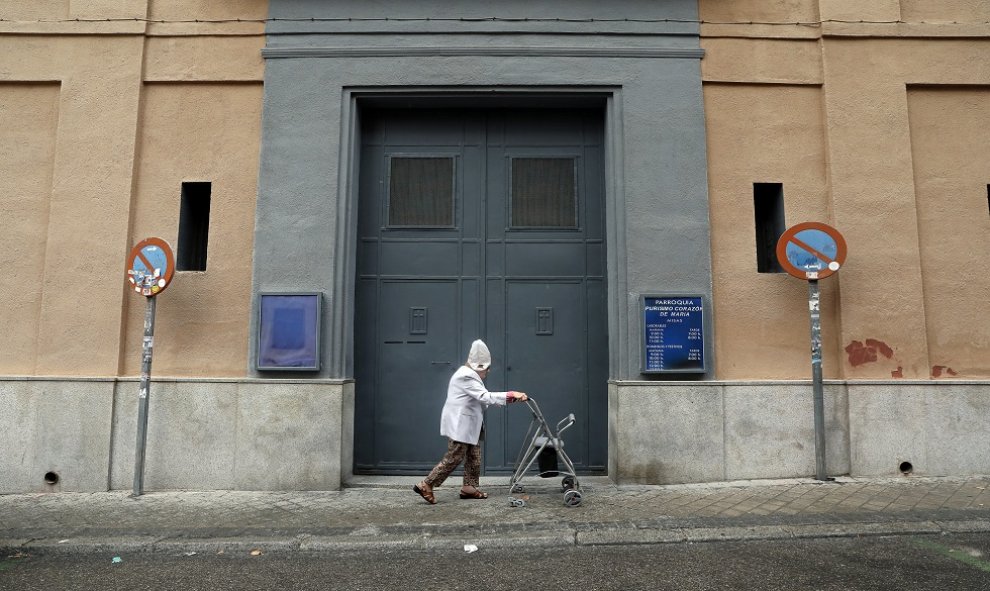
[1,379,353,493]
[611,381,990,484]
[847,383,990,478]
[4,378,987,492]
[0,379,115,493]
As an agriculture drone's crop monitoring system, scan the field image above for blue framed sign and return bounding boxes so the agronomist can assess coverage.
[641,295,706,374]
[256,293,322,371]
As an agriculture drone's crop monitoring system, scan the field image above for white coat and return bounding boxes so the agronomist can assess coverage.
[439,365,509,445]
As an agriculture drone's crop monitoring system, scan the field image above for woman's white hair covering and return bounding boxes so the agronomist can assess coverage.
[466,339,492,370]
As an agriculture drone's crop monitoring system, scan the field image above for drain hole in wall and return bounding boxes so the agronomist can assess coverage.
[899,461,913,475]
[44,472,60,485]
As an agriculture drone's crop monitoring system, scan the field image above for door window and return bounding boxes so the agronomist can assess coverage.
[387,156,455,227]
[510,157,577,229]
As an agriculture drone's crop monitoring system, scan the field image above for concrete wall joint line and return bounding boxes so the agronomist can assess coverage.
[720,384,727,481]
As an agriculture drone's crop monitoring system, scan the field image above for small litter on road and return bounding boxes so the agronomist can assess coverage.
[182,552,197,557]
[250,548,263,556]
[463,544,478,553]
[57,540,69,544]
[111,556,122,564]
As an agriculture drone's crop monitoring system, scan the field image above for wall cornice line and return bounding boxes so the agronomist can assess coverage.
[262,46,705,59]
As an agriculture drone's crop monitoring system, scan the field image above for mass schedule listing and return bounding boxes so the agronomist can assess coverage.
[642,296,705,373]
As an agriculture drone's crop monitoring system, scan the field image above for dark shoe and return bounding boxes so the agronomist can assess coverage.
[413,483,436,505]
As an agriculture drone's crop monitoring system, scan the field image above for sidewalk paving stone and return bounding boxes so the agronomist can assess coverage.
[2,476,989,554]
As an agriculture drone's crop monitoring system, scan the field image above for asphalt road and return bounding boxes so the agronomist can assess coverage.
[2,534,989,591]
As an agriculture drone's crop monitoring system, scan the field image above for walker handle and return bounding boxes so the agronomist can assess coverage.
[556,413,575,434]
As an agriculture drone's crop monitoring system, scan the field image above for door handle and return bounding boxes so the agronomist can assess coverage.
[431,361,451,365]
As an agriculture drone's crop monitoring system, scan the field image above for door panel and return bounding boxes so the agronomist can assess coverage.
[373,280,459,468]
[500,281,590,470]
[483,110,607,473]
[378,241,460,276]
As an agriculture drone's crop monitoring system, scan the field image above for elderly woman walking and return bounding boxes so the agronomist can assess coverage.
[414,339,528,504]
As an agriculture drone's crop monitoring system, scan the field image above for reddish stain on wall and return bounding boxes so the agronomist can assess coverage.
[865,339,894,359]
[931,365,958,378]
[845,339,895,367]
[845,341,876,366]
[891,366,903,378]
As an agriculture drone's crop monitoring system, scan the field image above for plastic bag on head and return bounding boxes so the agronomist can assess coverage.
[467,339,491,370]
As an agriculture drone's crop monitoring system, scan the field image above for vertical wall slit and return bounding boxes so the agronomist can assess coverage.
[178,181,212,271]
[753,182,785,273]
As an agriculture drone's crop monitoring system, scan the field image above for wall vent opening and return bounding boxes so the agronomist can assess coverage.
[754,182,786,273]
[177,181,212,271]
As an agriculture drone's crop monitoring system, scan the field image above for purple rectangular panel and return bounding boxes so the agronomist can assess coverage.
[257,293,321,371]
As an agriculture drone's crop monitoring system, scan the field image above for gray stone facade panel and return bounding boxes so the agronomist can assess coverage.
[723,384,849,480]
[0,380,113,493]
[255,0,713,381]
[109,380,349,491]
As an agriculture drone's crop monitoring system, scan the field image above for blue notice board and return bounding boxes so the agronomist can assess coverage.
[256,293,322,371]
[641,295,706,373]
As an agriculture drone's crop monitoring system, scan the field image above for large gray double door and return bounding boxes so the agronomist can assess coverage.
[354,107,607,475]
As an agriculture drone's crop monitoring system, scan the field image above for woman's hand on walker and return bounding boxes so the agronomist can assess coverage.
[510,391,528,402]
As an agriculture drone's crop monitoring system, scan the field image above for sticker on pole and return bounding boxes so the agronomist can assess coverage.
[126,237,175,296]
[775,222,847,280]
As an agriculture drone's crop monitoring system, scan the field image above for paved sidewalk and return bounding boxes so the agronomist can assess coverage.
[2,475,989,554]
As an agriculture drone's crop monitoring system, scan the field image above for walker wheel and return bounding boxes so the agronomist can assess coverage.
[561,476,575,491]
[509,497,526,508]
[510,483,525,494]
[563,490,582,507]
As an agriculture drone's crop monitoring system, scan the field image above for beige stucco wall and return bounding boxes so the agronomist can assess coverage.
[149,0,268,21]
[0,34,145,376]
[3,0,147,21]
[121,82,262,376]
[900,1,990,23]
[907,87,990,378]
[701,0,820,25]
[132,13,265,376]
[2,1,70,20]
[700,0,990,381]
[0,1,265,378]
[4,1,984,383]
[704,84,839,380]
[0,84,59,374]
[820,38,990,380]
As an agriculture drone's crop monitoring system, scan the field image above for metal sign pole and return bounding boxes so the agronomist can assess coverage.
[132,295,157,496]
[807,279,829,481]
[125,237,174,497]
[778,222,845,483]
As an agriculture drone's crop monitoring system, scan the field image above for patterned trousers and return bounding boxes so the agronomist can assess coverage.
[424,438,481,488]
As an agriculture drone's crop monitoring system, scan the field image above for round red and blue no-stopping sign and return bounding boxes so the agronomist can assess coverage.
[776,222,847,280]
[126,237,175,296]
